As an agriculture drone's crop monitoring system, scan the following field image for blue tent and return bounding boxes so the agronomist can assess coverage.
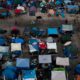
[0,36,6,45]
[48,28,59,35]
[75,64,80,74]
[22,70,36,79]
[16,58,30,68]
[2,66,17,80]
[29,38,38,44]
[11,37,25,44]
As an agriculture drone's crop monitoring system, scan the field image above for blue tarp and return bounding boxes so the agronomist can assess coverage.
[0,36,6,45]
[16,58,30,68]
[29,38,38,44]
[75,64,80,74]
[11,37,25,44]
[2,66,17,80]
[48,28,59,35]
[22,70,36,79]
[67,5,79,9]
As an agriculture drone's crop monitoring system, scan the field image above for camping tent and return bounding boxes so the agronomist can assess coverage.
[11,37,25,44]
[56,57,69,66]
[39,55,52,63]
[48,28,59,36]
[2,66,17,80]
[0,36,6,45]
[47,42,57,52]
[22,70,37,80]
[51,68,66,80]
[16,58,30,68]
[67,5,79,13]
[11,43,21,52]
[62,24,73,32]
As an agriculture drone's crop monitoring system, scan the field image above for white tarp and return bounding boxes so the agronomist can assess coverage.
[39,55,52,63]
[56,57,69,66]
[62,24,73,31]
[0,46,9,52]
[47,42,57,52]
[17,4,25,11]
[11,43,21,51]
[29,44,38,52]
[51,71,66,80]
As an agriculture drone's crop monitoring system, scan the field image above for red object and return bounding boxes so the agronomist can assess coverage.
[15,9,22,14]
[39,42,47,49]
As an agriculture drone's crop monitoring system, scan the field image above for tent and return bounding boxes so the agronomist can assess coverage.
[16,58,30,68]
[47,42,57,52]
[0,36,6,45]
[75,64,80,74]
[2,66,17,80]
[11,37,25,44]
[64,44,78,58]
[11,43,21,52]
[29,38,38,44]
[67,5,79,13]
[51,68,66,80]
[62,24,73,32]
[22,70,37,80]
[56,57,69,66]
[39,55,52,63]
[29,44,39,53]
[0,46,9,55]
[39,41,47,49]
[48,28,59,36]
[46,37,54,43]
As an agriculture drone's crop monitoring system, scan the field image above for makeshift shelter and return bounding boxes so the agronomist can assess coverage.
[46,37,54,43]
[22,69,37,80]
[75,64,80,74]
[16,58,30,68]
[48,9,55,16]
[47,28,59,36]
[0,28,7,34]
[63,44,78,58]
[0,36,6,45]
[0,46,9,55]
[11,37,25,44]
[29,6,36,16]
[61,24,73,33]
[39,41,47,50]
[2,66,18,80]
[39,55,52,64]
[67,5,79,13]
[56,57,69,66]
[11,43,21,52]
[51,68,66,80]
[47,42,57,53]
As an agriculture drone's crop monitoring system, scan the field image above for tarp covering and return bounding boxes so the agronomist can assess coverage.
[0,46,9,53]
[22,70,36,80]
[2,66,17,80]
[0,36,6,45]
[51,70,66,80]
[56,57,69,66]
[62,24,73,31]
[48,28,59,35]
[39,55,52,63]
[16,58,30,68]
[11,37,25,44]
[11,43,21,51]
[47,42,57,52]
[75,64,80,74]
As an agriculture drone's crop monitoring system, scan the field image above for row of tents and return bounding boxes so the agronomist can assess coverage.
[0,24,80,80]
